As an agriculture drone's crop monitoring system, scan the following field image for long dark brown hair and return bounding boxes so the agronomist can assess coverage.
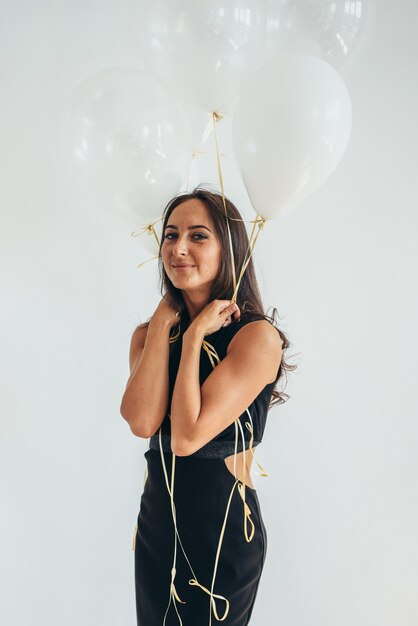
[141,186,297,408]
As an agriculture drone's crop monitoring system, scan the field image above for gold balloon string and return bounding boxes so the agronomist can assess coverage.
[158,429,186,624]
[210,110,269,481]
[136,255,159,270]
[211,110,269,310]
[156,423,230,624]
[212,111,237,300]
[235,417,255,543]
[239,409,269,479]
[245,414,269,478]
[189,575,231,623]
[205,480,238,625]
[203,377,265,624]
[169,328,181,343]
[131,220,162,269]
[201,338,221,369]
[230,214,265,303]
[131,218,162,245]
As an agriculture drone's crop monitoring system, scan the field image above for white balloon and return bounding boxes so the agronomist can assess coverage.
[263,0,376,75]
[62,67,194,222]
[182,105,215,150]
[133,0,267,113]
[189,113,247,201]
[232,54,352,219]
[179,106,232,193]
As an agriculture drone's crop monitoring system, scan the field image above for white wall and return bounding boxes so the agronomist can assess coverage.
[1,1,417,625]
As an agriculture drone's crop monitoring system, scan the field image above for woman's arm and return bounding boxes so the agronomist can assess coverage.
[170,320,282,456]
[169,324,205,453]
[120,317,172,438]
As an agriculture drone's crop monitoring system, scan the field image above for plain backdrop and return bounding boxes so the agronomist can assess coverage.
[1,1,417,625]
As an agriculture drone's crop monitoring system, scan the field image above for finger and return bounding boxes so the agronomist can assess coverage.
[216,300,236,313]
[227,304,240,320]
[222,316,231,327]
[218,301,239,319]
[223,306,239,322]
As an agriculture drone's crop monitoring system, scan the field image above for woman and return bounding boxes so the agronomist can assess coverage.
[120,188,295,625]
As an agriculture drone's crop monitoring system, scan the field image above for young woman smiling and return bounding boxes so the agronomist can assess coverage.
[120,187,295,625]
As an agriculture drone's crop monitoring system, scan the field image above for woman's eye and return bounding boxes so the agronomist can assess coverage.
[163,233,207,241]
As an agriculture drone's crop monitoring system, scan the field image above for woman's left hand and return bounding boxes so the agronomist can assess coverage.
[189,300,241,337]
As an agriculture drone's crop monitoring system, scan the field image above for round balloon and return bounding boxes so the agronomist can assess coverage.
[262,0,376,75]
[132,0,267,113]
[182,105,216,151]
[232,54,352,220]
[62,67,194,221]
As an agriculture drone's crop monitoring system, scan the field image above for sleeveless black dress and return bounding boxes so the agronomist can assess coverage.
[133,317,279,625]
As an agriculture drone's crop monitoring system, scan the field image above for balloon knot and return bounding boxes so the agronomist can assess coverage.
[212,111,224,123]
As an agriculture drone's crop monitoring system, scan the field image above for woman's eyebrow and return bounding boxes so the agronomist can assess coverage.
[164,224,212,232]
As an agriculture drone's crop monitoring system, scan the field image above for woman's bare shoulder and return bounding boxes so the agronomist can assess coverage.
[226,319,283,384]
[227,319,283,352]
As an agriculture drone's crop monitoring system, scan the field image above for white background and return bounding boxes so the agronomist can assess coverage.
[1,1,417,625]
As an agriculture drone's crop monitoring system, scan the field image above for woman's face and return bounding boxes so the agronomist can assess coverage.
[161,199,222,293]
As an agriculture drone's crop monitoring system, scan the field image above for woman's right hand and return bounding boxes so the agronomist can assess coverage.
[151,295,181,330]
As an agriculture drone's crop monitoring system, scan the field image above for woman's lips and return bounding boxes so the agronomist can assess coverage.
[172,265,195,271]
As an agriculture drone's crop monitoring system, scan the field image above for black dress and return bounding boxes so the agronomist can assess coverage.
[133,317,279,625]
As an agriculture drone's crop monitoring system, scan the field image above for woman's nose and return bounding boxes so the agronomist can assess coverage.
[172,237,188,254]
